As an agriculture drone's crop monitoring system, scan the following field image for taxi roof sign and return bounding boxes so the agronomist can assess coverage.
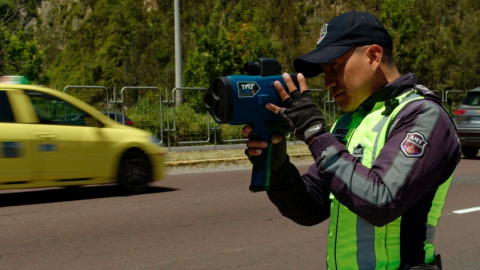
[0,76,31,84]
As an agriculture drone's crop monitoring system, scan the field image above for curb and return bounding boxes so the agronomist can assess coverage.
[165,153,312,167]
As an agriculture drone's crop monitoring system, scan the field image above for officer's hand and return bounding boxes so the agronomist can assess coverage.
[242,125,287,172]
[266,73,326,143]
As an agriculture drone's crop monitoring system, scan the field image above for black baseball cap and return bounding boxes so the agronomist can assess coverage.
[294,11,393,78]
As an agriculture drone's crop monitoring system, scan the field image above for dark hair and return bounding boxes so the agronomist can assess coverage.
[381,47,395,66]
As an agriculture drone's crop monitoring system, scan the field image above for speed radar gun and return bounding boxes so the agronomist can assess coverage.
[203,58,297,192]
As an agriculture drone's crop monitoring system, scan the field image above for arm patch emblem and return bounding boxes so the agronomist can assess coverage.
[401,132,428,157]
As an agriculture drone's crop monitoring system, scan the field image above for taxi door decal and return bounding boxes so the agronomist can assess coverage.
[1,142,24,158]
[38,143,57,152]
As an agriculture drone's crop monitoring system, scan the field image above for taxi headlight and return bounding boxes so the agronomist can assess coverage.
[150,136,161,145]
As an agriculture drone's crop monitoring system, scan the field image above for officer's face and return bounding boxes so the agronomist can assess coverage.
[321,46,377,112]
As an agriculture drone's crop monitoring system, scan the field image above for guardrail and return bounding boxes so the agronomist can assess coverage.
[60,85,466,151]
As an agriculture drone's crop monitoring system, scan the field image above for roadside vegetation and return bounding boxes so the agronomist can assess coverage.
[1,0,479,145]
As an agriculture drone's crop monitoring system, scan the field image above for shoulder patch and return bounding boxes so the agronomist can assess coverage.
[415,85,433,95]
[415,85,429,91]
[401,132,428,157]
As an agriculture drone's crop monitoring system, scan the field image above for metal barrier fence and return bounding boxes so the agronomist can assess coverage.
[61,85,466,151]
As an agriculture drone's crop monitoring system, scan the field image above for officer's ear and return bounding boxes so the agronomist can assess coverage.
[366,45,383,73]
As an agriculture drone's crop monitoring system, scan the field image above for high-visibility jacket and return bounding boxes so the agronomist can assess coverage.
[267,73,461,270]
[326,89,453,269]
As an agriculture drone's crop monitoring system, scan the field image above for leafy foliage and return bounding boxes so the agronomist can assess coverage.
[0,27,44,83]
[182,2,280,112]
[4,0,480,92]
[381,0,480,90]
[0,1,44,83]
[2,0,480,144]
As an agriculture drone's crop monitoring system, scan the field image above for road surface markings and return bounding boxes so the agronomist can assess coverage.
[453,206,480,214]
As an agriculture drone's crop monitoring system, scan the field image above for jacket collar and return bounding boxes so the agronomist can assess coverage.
[359,73,418,112]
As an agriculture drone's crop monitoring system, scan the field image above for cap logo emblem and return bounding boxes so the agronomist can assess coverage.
[317,23,328,46]
[401,132,428,157]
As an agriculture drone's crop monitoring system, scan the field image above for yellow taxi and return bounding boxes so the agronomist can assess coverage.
[0,77,167,193]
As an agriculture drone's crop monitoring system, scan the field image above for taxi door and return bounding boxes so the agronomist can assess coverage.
[23,90,109,181]
[0,90,33,185]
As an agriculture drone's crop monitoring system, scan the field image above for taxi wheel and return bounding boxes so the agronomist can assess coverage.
[118,151,152,193]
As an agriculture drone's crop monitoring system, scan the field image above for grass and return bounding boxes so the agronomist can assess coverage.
[165,143,310,162]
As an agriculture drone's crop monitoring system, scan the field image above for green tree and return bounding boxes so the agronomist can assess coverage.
[381,0,427,75]
[182,2,279,112]
[0,27,44,82]
[381,0,480,91]
[0,1,44,82]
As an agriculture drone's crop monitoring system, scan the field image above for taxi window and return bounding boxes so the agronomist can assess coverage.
[0,91,15,123]
[24,90,92,126]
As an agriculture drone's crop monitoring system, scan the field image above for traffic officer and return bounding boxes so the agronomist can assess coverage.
[243,11,461,270]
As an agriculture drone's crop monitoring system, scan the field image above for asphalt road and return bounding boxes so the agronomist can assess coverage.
[1,157,479,270]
